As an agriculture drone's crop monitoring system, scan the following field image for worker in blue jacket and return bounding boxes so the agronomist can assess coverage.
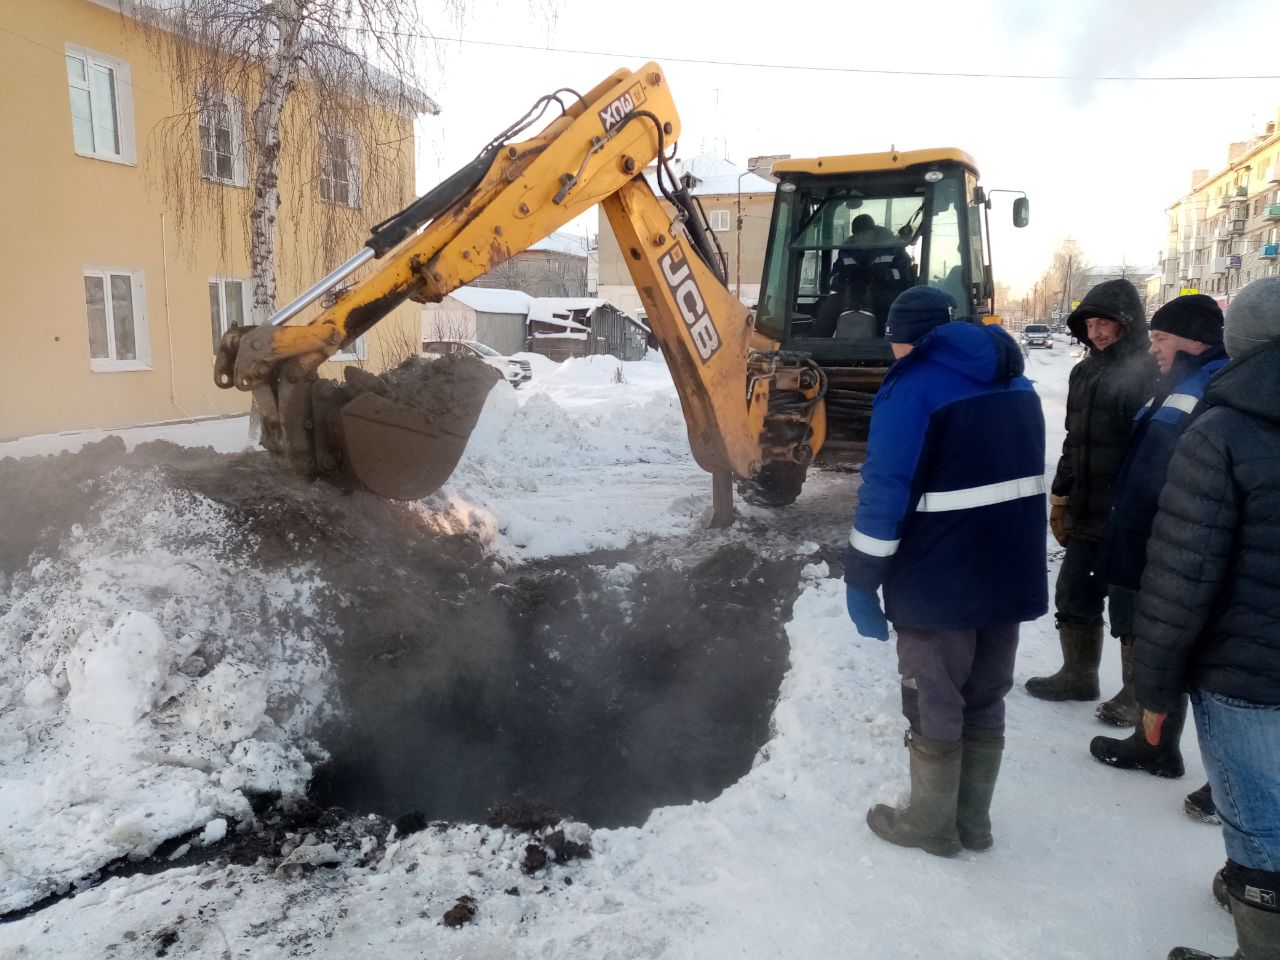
[844,286,1048,858]
[1089,295,1228,795]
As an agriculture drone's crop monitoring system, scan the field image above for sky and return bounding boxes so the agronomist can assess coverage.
[409,0,1280,292]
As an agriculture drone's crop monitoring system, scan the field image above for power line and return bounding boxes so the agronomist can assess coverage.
[344,27,1280,82]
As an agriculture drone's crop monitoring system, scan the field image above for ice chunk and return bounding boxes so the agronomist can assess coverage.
[66,611,173,726]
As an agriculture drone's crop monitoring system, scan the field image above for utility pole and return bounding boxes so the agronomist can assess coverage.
[736,169,748,298]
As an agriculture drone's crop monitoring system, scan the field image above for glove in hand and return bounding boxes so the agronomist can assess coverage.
[846,584,890,642]
[1049,495,1070,548]
[1142,709,1168,747]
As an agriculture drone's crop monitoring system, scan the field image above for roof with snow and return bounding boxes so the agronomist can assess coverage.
[642,154,777,198]
[448,287,536,315]
[530,298,649,331]
[528,231,593,257]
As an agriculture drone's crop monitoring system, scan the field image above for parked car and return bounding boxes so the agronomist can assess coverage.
[422,339,533,388]
[1021,323,1053,349]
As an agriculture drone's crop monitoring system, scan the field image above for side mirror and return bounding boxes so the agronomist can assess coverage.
[1013,197,1030,228]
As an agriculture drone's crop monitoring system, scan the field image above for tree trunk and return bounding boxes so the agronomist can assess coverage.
[248,7,306,324]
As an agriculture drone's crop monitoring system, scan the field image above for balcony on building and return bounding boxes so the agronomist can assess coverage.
[1187,263,1206,281]
[1268,165,1280,184]
[1230,218,1247,233]
[1212,257,1232,275]
[1265,204,1280,220]
[1236,185,1250,197]
[1261,244,1279,260]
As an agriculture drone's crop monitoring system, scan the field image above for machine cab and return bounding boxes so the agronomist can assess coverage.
[754,150,996,365]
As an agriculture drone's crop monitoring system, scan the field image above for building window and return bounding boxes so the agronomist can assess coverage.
[319,131,360,207]
[330,336,367,362]
[708,209,731,232]
[84,269,149,371]
[208,278,248,353]
[65,45,135,164]
[199,93,246,186]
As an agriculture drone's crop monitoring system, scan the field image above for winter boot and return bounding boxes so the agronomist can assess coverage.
[1025,622,1103,701]
[1214,868,1231,912]
[867,731,963,858]
[1186,782,1221,824]
[1095,635,1139,726]
[1089,698,1186,778]
[956,727,1004,852]
[1170,866,1280,960]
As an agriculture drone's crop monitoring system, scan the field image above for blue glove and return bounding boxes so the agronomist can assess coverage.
[846,583,890,641]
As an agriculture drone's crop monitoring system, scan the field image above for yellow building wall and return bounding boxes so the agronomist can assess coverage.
[0,0,421,440]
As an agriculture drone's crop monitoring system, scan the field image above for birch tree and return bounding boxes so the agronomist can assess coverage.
[127,0,453,322]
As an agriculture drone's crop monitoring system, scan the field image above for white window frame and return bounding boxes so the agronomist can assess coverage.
[65,43,136,165]
[708,209,731,232]
[208,276,250,354]
[330,335,368,363]
[319,130,361,208]
[84,268,150,372]
[198,91,248,187]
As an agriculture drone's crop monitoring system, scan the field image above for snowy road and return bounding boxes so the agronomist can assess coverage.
[0,343,1232,958]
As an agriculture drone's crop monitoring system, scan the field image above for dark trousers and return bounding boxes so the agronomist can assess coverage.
[896,623,1021,743]
[1055,537,1136,636]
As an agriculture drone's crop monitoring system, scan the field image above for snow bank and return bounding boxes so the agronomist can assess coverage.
[422,356,707,558]
[0,470,332,912]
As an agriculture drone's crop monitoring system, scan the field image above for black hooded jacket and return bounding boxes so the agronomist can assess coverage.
[1133,338,1280,711]
[1050,280,1156,541]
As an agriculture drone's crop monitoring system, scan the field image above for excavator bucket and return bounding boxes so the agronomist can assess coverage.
[317,355,502,501]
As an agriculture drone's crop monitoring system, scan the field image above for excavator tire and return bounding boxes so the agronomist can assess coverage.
[737,461,808,508]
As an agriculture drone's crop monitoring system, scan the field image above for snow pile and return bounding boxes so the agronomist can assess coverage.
[0,469,332,912]
[424,355,707,558]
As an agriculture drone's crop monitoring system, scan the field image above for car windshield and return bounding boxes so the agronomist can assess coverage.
[1026,325,1049,334]
[465,340,502,357]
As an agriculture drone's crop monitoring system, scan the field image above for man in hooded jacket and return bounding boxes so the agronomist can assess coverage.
[844,286,1047,857]
[1026,279,1155,723]
[1134,278,1280,960]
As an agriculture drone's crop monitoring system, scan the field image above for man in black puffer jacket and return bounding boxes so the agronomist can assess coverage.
[1026,280,1155,719]
[1136,278,1280,960]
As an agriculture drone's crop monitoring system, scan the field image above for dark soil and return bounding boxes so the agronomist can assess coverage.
[2,435,810,835]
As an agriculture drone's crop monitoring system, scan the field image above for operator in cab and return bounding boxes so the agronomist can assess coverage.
[813,214,916,338]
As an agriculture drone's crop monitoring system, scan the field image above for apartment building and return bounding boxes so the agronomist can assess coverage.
[0,0,431,439]
[1160,112,1280,310]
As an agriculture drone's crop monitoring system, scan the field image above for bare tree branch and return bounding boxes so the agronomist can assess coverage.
[124,0,442,321]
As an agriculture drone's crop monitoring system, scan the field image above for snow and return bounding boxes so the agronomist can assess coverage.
[447,286,536,315]
[643,153,778,197]
[527,230,592,257]
[0,340,1237,957]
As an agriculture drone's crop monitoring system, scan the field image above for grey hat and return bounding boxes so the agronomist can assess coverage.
[1225,278,1280,358]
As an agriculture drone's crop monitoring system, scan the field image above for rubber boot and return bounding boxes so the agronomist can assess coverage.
[956,727,1004,852]
[1095,635,1139,726]
[1186,782,1221,824]
[867,731,963,858]
[1089,698,1186,778]
[1214,868,1231,912]
[1170,867,1280,960]
[1025,622,1102,701]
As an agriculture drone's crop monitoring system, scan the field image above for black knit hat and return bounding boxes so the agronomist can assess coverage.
[1150,294,1224,346]
[887,286,956,344]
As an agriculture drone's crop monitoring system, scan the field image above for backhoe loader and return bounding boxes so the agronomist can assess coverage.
[214,62,1027,524]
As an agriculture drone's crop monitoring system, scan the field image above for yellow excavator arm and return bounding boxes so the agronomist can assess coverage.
[215,63,825,519]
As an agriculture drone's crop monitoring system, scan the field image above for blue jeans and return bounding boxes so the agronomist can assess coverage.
[1191,688,1280,871]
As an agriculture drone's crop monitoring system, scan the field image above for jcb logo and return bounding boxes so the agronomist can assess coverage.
[660,245,721,363]
[598,83,647,132]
